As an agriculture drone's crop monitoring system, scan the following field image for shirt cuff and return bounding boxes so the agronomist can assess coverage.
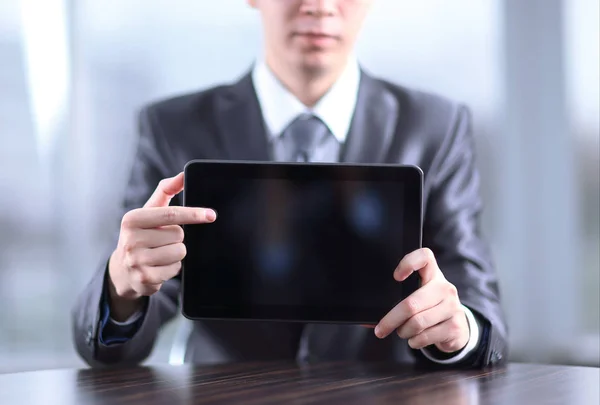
[98,281,146,345]
[109,310,144,326]
[419,304,480,364]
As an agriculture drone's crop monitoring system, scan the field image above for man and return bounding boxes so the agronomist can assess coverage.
[72,0,507,368]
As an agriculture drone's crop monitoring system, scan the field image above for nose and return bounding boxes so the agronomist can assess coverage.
[299,0,337,17]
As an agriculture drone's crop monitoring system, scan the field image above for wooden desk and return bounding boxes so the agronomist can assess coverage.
[0,362,598,405]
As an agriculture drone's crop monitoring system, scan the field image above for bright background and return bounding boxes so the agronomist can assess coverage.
[0,0,598,372]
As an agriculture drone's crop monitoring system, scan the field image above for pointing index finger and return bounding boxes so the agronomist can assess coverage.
[125,206,217,229]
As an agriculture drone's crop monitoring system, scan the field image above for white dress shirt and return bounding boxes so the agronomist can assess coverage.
[251,56,359,144]
[251,58,481,364]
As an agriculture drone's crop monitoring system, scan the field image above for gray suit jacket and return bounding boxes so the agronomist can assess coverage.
[72,69,508,369]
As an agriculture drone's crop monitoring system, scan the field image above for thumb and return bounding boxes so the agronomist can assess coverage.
[144,172,185,208]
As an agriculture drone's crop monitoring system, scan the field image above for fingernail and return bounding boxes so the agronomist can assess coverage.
[205,209,216,222]
[374,325,382,338]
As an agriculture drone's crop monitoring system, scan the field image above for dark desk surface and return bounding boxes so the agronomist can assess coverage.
[0,362,598,405]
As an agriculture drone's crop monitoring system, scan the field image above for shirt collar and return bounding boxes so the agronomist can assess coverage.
[251,56,361,143]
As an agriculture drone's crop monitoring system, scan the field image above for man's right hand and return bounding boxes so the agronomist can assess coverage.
[107,172,216,321]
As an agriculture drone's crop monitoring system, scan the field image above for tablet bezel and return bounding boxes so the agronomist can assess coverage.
[181,160,423,324]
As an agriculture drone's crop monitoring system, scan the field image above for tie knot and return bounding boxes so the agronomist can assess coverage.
[282,114,329,162]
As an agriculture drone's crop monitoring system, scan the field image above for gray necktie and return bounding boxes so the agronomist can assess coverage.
[273,114,344,362]
[280,114,330,162]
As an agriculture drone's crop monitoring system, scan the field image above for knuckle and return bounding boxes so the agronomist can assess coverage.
[441,340,461,353]
[437,341,451,352]
[140,284,161,296]
[167,262,182,278]
[451,298,463,313]
[122,237,139,255]
[121,209,141,228]
[138,268,162,287]
[176,243,187,260]
[136,270,151,286]
[123,242,135,255]
[404,298,420,316]
[191,208,202,222]
[113,282,129,298]
[409,333,426,349]
[448,316,464,335]
[136,249,152,266]
[157,178,169,189]
[123,251,138,270]
[421,247,434,260]
[446,283,458,298]
[396,325,408,339]
[412,314,427,333]
[147,284,162,294]
[162,207,178,223]
[121,211,134,228]
[174,226,185,242]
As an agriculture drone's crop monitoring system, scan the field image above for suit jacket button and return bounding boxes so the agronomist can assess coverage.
[86,326,93,345]
[491,351,500,363]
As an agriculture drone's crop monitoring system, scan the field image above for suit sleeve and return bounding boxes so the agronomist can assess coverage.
[413,105,508,368]
[71,106,182,367]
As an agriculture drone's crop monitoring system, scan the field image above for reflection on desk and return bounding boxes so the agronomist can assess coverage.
[0,362,598,405]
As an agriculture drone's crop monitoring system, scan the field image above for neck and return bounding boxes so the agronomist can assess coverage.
[265,54,348,107]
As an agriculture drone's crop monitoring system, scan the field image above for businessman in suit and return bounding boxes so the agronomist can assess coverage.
[72,0,507,368]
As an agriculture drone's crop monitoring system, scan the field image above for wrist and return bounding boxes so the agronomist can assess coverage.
[107,250,144,322]
[421,305,480,364]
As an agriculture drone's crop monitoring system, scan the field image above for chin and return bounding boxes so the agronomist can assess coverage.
[296,52,335,76]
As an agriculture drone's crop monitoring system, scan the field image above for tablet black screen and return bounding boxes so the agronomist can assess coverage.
[182,161,422,323]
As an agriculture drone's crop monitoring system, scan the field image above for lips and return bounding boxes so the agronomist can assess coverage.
[296,32,335,39]
[295,30,337,38]
[293,32,338,47]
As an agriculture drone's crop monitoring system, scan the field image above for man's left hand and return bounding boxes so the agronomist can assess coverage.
[373,248,470,354]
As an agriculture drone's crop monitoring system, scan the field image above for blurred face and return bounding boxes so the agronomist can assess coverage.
[248,0,372,75]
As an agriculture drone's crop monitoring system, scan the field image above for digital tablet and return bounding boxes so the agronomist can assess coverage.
[181,160,423,324]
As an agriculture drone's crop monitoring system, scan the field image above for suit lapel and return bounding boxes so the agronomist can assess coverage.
[214,69,399,164]
[340,70,400,164]
[214,71,271,161]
